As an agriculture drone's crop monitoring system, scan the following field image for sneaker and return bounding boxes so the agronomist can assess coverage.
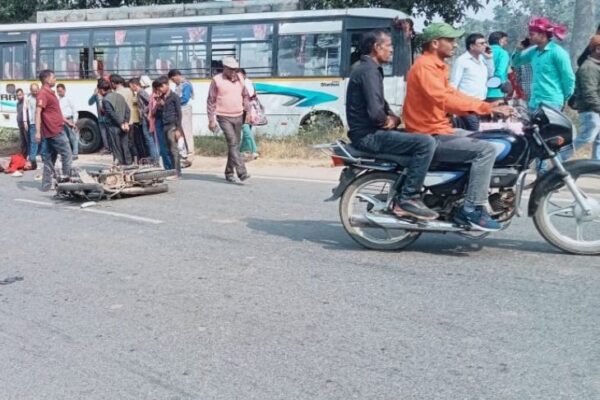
[454,206,502,232]
[393,199,439,220]
[238,173,251,182]
[72,155,79,161]
[225,175,238,183]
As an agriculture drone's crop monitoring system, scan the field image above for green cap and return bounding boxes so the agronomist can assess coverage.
[421,22,465,43]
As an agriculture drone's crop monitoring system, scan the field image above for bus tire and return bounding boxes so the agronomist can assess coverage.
[299,111,343,133]
[77,117,102,154]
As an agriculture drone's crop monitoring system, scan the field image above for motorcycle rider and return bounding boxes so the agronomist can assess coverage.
[346,29,439,220]
[402,23,513,231]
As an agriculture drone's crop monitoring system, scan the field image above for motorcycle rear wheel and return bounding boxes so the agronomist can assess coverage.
[533,172,600,255]
[339,172,421,251]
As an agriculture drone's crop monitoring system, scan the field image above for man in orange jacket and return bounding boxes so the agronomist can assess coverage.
[402,23,513,231]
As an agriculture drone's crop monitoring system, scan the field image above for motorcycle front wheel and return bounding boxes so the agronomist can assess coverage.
[533,172,600,255]
[339,172,421,251]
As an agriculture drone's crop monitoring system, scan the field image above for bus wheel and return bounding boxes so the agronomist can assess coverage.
[77,117,102,154]
[300,111,343,134]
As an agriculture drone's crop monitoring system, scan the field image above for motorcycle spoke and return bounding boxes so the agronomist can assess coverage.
[576,223,584,242]
[547,204,575,218]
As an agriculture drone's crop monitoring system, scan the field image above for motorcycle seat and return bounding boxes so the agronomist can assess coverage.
[338,144,412,167]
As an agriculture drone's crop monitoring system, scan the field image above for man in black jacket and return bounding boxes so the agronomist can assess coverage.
[156,75,181,176]
[346,30,438,220]
[98,79,132,166]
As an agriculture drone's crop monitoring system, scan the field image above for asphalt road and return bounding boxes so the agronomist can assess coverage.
[0,167,599,400]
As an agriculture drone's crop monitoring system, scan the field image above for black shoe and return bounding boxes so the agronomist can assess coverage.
[225,175,237,183]
[393,199,439,220]
[238,173,251,182]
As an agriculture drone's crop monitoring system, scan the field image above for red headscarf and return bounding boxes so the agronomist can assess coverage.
[528,17,568,41]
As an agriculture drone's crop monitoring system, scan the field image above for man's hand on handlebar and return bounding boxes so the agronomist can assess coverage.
[491,105,514,119]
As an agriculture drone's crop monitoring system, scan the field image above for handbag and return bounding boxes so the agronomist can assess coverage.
[248,96,268,126]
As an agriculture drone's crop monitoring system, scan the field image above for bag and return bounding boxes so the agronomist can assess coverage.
[248,97,268,126]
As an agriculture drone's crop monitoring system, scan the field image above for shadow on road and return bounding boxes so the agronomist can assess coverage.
[182,173,233,185]
[246,217,561,256]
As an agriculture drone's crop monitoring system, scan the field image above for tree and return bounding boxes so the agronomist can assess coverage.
[303,0,493,23]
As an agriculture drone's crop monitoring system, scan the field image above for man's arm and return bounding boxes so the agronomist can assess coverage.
[555,50,575,100]
[207,80,218,127]
[35,97,44,143]
[360,69,389,128]
[102,99,121,126]
[511,46,536,68]
[181,83,193,106]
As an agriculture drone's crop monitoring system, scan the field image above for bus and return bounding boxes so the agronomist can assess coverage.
[0,5,412,153]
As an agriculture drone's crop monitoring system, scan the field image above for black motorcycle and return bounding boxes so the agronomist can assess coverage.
[317,104,600,255]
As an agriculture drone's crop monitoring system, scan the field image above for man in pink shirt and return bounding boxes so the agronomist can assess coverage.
[207,57,251,183]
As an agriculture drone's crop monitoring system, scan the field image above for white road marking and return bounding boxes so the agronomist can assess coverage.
[15,198,163,224]
[14,198,55,207]
[252,174,337,184]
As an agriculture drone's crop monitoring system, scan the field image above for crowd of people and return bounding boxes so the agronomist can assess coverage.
[11,58,262,186]
[346,17,600,231]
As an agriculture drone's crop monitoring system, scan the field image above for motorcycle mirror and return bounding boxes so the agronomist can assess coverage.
[486,77,502,89]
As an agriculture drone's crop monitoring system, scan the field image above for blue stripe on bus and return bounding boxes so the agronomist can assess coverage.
[0,100,16,108]
[254,83,338,107]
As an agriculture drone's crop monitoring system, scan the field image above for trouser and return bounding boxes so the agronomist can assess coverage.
[64,119,78,156]
[107,125,132,166]
[433,129,496,207]
[164,124,181,175]
[354,130,436,201]
[129,122,147,162]
[240,123,258,154]
[217,115,247,178]
[99,121,110,151]
[18,123,29,157]
[155,119,173,170]
[41,131,72,191]
[142,119,159,163]
[28,123,39,163]
[562,111,600,161]
[456,114,480,132]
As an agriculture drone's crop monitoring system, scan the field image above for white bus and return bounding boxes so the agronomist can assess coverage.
[0,6,412,153]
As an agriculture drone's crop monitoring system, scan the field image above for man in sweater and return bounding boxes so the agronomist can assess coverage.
[207,56,251,183]
[99,79,132,166]
[573,35,600,160]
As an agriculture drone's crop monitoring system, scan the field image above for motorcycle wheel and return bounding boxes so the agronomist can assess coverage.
[533,172,600,255]
[131,169,178,182]
[339,172,421,251]
[120,184,169,196]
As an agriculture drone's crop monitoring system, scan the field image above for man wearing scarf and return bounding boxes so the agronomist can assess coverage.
[512,17,575,111]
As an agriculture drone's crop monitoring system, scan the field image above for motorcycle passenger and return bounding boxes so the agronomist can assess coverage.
[346,30,439,220]
[402,23,513,231]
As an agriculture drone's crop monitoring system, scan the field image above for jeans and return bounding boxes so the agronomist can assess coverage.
[142,119,159,163]
[99,121,110,151]
[164,124,181,175]
[217,115,247,178]
[240,124,258,154]
[456,114,480,132]
[64,122,78,157]
[18,123,29,157]
[107,125,132,165]
[354,130,436,200]
[41,132,72,191]
[28,124,39,163]
[574,111,600,160]
[155,119,173,170]
[433,129,496,207]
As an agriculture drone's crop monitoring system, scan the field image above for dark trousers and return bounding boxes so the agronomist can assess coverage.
[456,114,480,132]
[354,130,436,200]
[163,124,181,175]
[217,115,247,178]
[18,123,29,158]
[108,125,132,166]
[41,132,72,191]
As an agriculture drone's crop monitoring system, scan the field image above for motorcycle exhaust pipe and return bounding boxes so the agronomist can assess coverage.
[350,214,463,233]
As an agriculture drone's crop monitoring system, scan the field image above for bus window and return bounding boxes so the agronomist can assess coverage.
[149,26,208,78]
[1,44,25,80]
[30,33,38,79]
[210,24,273,78]
[277,21,342,77]
[93,28,146,78]
[39,30,90,79]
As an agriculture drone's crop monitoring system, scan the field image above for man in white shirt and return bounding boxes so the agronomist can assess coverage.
[56,83,79,159]
[450,33,495,131]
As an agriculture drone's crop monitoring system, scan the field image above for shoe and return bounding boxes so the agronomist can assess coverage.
[11,171,23,178]
[454,206,502,232]
[393,199,439,220]
[238,173,251,182]
[225,175,237,183]
[72,155,79,160]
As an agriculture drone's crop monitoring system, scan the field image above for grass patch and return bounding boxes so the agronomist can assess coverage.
[0,128,19,155]
[194,127,345,159]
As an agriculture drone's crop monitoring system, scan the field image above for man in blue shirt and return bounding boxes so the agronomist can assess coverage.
[168,69,194,161]
[512,17,575,111]
[487,31,510,102]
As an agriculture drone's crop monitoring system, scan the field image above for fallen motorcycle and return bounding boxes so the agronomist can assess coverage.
[317,104,600,255]
[56,164,177,201]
